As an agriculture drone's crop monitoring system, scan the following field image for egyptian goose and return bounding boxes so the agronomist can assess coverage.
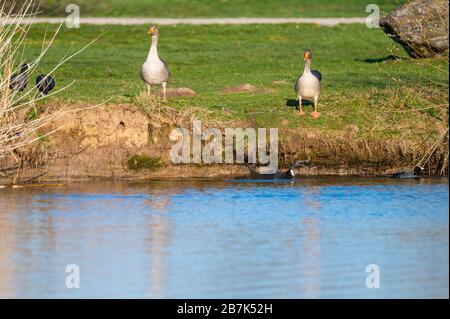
[140,26,170,101]
[295,49,322,118]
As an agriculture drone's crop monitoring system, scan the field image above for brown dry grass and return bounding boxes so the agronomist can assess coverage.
[0,1,106,183]
[135,91,231,130]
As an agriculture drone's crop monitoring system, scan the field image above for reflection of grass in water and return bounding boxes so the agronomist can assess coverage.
[37,0,407,17]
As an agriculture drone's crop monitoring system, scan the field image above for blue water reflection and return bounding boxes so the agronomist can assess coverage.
[0,177,448,298]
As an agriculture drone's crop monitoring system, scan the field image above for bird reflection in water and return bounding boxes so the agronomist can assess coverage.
[145,191,172,298]
[299,186,322,298]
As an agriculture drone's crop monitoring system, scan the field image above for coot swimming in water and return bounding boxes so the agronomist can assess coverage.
[255,160,310,179]
[392,166,423,179]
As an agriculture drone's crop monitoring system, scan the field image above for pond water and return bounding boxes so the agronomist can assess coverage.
[0,177,448,298]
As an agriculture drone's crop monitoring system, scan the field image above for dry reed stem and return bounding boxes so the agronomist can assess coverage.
[0,1,109,184]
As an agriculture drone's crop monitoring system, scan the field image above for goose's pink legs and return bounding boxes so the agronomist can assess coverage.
[298,96,305,116]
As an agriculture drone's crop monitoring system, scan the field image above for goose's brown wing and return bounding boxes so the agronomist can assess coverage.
[294,76,301,93]
[161,58,170,81]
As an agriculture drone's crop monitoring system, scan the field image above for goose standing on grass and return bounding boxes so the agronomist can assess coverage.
[141,26,170,101]
[295,49,322,118]
[9,63,30,91]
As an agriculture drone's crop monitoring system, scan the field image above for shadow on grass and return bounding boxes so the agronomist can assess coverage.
[286,99,313,110]
[361,55,409,63]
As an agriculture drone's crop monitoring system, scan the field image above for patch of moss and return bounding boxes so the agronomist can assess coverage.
[37,133,50,143]
[26,107,39,121]
[426,108,439,118]
[126,155,165,171]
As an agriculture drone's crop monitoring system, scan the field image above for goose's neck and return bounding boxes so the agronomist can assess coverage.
[303,59,311,74]
[147,35,159,61]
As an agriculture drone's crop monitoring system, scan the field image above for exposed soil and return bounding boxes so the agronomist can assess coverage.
[273,80,288,84]
[155,87,197,98]
[221,84,272,94]
[0,102,447,184]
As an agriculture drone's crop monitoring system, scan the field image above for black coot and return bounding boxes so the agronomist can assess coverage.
[392,166,423,179]
[9,63,30,91]
[36,74,56,96]
[255,160,310,179]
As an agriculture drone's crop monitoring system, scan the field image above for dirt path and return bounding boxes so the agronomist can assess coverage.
[5,17,366,26]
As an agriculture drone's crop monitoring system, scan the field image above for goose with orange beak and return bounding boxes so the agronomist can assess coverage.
[141,26,170,101]
[295,49,322,118]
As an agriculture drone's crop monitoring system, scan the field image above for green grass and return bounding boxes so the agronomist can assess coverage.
[21,23,448,138]
[40,0,406,17]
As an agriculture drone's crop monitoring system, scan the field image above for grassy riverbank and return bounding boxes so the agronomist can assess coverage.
[2,3,448,183]
[23,23,447,139]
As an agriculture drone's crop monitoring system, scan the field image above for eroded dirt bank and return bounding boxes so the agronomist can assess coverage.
[0,103,447,184]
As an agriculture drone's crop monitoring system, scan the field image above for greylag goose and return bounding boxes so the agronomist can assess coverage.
[140,26,170,101]
[36,74,56,96]
[295,49,322,118]
[9,63,30,91]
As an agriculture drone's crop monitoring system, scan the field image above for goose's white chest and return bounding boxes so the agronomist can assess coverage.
[296,72,321,99]
[140,57,168,85]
